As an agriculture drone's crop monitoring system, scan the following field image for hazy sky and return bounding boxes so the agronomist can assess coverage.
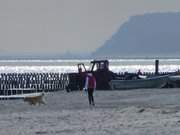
[0,0,180,56]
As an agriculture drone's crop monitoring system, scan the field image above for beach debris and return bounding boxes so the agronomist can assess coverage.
[161,109,178,114]
[35,131,48,135]
[138,108,145,113]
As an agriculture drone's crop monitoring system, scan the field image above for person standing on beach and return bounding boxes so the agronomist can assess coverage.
[84,73,96,106]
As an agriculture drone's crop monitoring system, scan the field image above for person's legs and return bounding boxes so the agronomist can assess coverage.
[91,89,95,105]
[88,89,92,105]
[88,88,95,106]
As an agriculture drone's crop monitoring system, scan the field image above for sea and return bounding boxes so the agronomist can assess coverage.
[0,58,180,74]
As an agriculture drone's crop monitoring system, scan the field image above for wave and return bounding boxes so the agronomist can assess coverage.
[0,59,179,73]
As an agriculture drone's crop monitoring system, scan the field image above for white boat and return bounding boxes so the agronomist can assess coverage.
[0,92,43,100]
[110,75,169,90]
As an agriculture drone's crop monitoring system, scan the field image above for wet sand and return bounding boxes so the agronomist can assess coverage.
[1,88,180,135]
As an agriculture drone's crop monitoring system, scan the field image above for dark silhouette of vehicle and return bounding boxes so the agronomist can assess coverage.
[65,60,116,91]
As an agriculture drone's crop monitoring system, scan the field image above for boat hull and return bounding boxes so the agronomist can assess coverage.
[110,75,169,90]
[168,75,180,87]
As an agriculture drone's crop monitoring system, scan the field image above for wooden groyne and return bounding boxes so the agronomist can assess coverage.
[0,73,69,95]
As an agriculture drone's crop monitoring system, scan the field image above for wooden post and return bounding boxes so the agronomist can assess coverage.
[155,60,159,75]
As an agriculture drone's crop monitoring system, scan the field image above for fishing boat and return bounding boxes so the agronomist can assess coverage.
[110,75,169,90]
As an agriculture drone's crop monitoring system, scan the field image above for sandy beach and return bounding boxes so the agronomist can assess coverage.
[1,88,180,135]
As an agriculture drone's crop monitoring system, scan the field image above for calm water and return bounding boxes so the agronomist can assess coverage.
[0,59,179,73]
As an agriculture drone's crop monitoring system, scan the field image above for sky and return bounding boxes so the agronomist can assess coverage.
[0,0,180,56]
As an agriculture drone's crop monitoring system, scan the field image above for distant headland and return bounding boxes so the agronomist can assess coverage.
[93,12,180,58]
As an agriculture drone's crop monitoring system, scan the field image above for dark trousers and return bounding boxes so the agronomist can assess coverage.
[88,88,95,105]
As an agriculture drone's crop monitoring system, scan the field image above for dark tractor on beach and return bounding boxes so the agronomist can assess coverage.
[65,60,116,91]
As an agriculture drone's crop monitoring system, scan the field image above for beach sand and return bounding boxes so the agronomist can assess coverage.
[1,88,180,135]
